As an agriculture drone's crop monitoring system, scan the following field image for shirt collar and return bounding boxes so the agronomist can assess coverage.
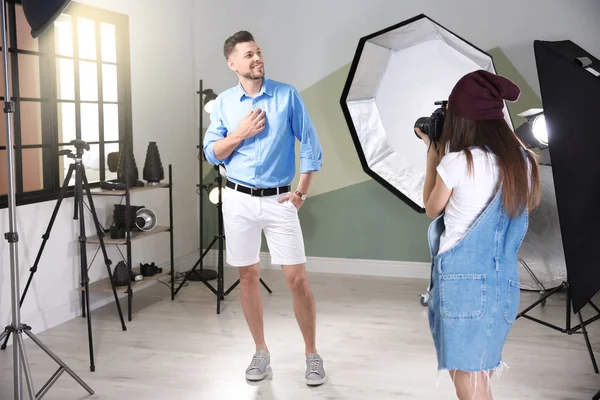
[236,77,273,101]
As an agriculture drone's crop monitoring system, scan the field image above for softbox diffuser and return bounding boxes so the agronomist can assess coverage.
[534,40,600,314]
[340,14,513,212]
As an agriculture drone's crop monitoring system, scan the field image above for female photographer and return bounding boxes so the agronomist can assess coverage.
[415,70,541,400]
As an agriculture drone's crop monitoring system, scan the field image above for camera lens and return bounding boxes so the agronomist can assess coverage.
[414,117,430,139]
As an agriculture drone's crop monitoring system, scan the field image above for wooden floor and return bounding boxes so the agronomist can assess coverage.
[1,268,599,399]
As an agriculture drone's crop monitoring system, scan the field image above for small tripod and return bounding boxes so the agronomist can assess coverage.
[175,165,272,314]
[517,280,599,373]
[1,140,127,372]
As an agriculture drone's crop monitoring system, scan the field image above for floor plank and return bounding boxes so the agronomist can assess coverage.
[1,268,599,399]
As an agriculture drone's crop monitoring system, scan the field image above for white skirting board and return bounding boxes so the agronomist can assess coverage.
[185,250,431,280]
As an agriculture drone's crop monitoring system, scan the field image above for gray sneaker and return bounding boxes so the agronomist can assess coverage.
[245,349,270,381]
[305,353,326,386]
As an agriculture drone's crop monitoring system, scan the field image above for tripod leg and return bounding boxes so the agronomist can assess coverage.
[13,329,22,400]
[577,311,599,373]
[589,301,600,315]
[23,329,94,395]
[81,168,127,332]
[0,329,7,343]
[75,165,95,372]
[16,333,36,399]
[517,281,565,319]
[174,237,219,296]
[260,278,273,294]
[225,279,240,296]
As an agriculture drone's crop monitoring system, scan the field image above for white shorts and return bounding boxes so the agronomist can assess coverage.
[222,187,307,267]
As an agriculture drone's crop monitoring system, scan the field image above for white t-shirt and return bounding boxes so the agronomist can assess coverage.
[436,147,500,254]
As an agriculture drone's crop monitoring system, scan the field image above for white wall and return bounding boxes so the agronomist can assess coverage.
[0,0,197,335]
[193,0,600,97]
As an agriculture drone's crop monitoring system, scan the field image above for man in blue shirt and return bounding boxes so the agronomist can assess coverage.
[203,30,325,386]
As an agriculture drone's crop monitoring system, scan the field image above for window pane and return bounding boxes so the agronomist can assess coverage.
[54,14,73,57]
[18,54,40,98]
[81,103,99,142]
[15,5,38,52]
[79,61,98,101]
[56,58,75,100]
[102,64,118,102]
[82,143,100,183]
[22,148,43,192]
[101,23,117,63]
[104,104,119,141]
[0,150,7,195]
[105,143,119,181]
[77,18,96,61]
[58,103,76,143]
[20,102,42,145]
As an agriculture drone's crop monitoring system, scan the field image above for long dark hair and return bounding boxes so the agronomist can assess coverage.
[435,106,541,218]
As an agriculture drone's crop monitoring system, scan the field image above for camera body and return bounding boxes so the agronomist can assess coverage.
[140,262,162,277]
[414,100,448,143]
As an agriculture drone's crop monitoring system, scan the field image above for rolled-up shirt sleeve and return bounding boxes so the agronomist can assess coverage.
[290,88,323,173]
[202,96,227,165]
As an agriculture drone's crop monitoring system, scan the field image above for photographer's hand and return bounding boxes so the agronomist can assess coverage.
[414,127,431,149]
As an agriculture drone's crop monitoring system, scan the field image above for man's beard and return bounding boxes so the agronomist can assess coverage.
[241,64,265,80]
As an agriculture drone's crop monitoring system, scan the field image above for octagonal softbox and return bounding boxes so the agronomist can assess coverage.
[340,14,513,212]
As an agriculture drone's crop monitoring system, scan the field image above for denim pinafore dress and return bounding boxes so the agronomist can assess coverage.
[426,186,528,373]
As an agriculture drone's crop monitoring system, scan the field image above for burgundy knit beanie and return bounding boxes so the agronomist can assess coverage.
[448,70,521,120]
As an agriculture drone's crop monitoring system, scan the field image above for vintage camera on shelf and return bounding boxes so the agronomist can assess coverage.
[140,262,163,277]
[110,205,157,239]
[414,100,448,143]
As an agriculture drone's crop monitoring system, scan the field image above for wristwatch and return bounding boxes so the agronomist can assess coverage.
[294,190,307,201]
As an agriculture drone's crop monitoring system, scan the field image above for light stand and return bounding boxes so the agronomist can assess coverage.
[0,0,94,398]
[186,79,218,283]
[513,106,599,373]
[174,165,273,314]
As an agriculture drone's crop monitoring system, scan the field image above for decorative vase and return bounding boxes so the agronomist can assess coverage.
[143,141,164,185]
[116,143,139,187]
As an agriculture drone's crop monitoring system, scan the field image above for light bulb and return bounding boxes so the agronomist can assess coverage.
[204,99,215,114]
[532,115,548,145]
[208,187,220,204]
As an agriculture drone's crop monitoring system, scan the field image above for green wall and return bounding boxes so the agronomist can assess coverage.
[201,47,541,263]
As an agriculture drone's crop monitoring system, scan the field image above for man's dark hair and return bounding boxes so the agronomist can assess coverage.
[223,30,255,60]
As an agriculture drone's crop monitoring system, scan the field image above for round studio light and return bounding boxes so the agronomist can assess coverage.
[204,99,215,114]
[208,187,220,204]
[532,115,548,145]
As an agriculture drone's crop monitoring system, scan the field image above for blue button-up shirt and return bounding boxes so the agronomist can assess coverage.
[203,78,323,189]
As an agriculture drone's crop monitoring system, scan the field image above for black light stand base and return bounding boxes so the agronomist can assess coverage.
[187,268,218,281]
[516,281,599,374]
[594,390,600,400]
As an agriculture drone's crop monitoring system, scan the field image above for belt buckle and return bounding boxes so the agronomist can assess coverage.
[251,188,263,197]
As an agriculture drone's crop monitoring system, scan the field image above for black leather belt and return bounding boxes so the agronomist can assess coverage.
[226,181,291,197]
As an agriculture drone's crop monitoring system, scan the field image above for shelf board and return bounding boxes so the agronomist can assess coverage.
[88,225,170,245]
[84,267,171,294]
[87,182,169,196]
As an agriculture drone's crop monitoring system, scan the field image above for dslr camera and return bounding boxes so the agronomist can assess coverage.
[414,100,448,143]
